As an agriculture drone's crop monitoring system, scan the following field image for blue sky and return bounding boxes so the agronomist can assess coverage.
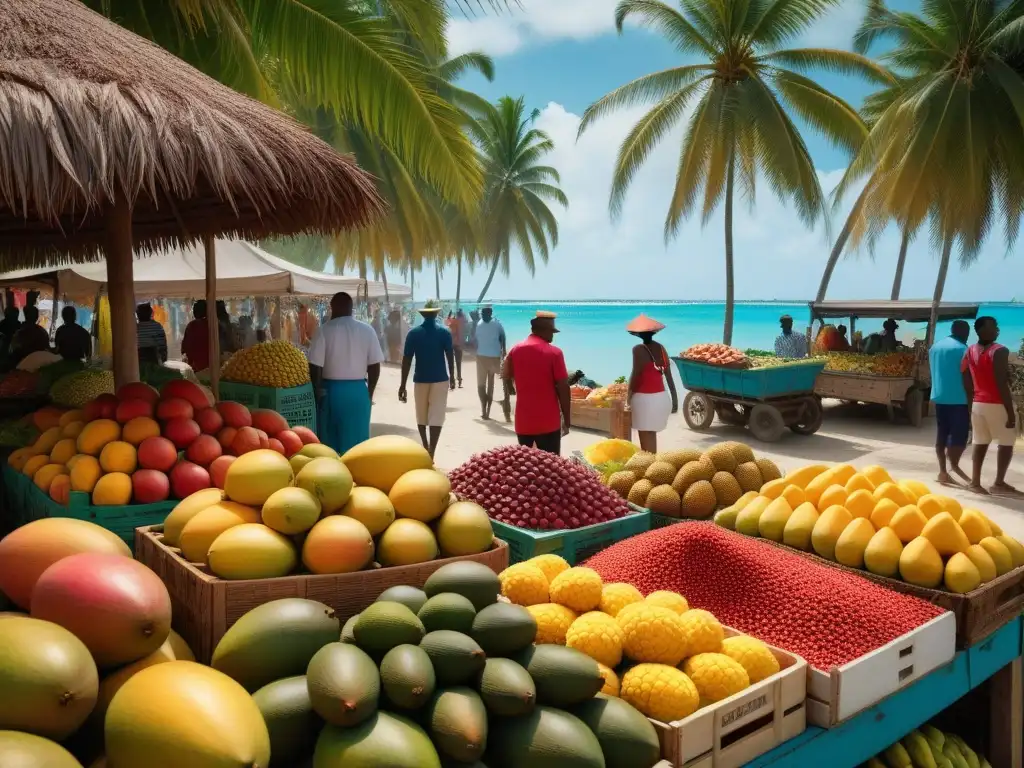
[410,1,1022,303]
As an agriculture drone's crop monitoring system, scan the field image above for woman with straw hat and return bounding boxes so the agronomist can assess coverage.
[626,314,678,453]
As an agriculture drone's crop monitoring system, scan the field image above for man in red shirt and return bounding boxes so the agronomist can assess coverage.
[503,311,571,454]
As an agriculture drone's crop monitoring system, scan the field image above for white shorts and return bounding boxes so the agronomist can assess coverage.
[631,390,672,432]
[971,402,1016,447]
[415,382,449,427]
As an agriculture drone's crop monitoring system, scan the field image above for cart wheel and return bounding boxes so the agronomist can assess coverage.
[715,403,748,427]
[790,397,824,435]
[904,386,924,427]
[749,404,785,442]
[683,392,714,430]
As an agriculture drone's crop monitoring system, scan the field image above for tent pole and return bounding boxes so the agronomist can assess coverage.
[104,192,139,388]
[205,236,220,401]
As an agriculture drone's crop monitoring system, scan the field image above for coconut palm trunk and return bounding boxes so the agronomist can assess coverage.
[456,256,462,306]
[891,230,909,299]
[723,154,736,345]
[926,237,954,348]
[477,251,502,303]
[382,268,390,303]
[435,264,441,302]
[408,262,414,302]
[816,185,872,302]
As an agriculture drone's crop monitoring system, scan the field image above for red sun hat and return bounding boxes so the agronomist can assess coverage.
[626,314,666,334]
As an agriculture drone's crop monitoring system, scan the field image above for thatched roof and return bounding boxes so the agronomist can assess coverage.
[0,0,385,269]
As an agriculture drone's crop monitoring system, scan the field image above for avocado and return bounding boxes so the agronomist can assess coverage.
[485,706,605,768]
[354,602,426,657]
[306,642,380,727]
[313,711,441,768]
[211,598,339,691]
[253,676,322,767]
[470,603,537,656]
[478,657,535,716]
[377,586,428,614]
[425,687,488,763]
[572,693,661,768]
[418,593,477,634]
[341,614,358,644]
[420,630,486,685]
[380,644,436,710]
[515,645,603,707]
[423,562,500,610]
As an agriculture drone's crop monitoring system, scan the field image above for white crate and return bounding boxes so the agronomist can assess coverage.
[806,611,956,727]
[652,629,808,767]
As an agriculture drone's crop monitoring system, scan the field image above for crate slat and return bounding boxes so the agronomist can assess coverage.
[218,381,316,432]
[489,509,650,565]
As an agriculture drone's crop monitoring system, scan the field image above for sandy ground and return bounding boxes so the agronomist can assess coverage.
[367,360,1024,541]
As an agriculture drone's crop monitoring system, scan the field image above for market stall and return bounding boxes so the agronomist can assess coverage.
[809,300,980,425]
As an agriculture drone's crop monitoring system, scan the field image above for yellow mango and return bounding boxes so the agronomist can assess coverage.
[846,489,875,519]
[979,537,1014,575]
[934,495,962,522]
[864,527,903,577]
[872,482,913,508]
[957,509,992,545]
[782,464,829,489]
[782,502,819,551]
[944,553,981,594]
[964,544,997,583]
[898,481,923,502]
[780,485,807,509]
[902,479,931,499]
[803,468,840,506]
[986,516,1003,535]
[916,494,945,519]
[835,518,875,568]
[830,464,857,486]
[811,505,853,561]
[996,535,1024,568]
[817,484,848,513]
[861,465,893,488]
[845,473,875,493]
[870,498,900,529]
[758,497,794,542]
[889,505,928,544]
[735,496,773,537]
[899,537,944,588]
[921,512,971,557]
[760,478,789,500]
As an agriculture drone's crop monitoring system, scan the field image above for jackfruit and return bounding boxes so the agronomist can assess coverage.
[921,512,971,556]
[845,472,875,493]
[782,502,819,550]
[834,518,875,568]
[758,497,794,541]
[944,553,981,594]
[964,544,997,583]
[646,485,681,518]
[734,462,764,493]
[704,443,737,473]
[645,461,678,486]
[608,471,637,498]
[711,472,743,507]
[864,527,903,577]
[657,448,703,470]
[681,481,717,519]
[755,457,782,482]
[624,452,656,475]
[782,463,826,489]
[996,535,1024,568]
[889,505,928,543]
[870,498,901,529]
[727,442,756,464]
[780,485,807,509]
[979,537,1013,575]
[846,488,875,519]
[672,460,714,494]
[811,505,853,560]
[627,479,654,507]
[735,496,772,537]
[957,509,992,545]
[899,537,944,588]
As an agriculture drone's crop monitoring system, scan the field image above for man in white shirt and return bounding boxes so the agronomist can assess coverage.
[474,305,509,421]
[308,292,385,454]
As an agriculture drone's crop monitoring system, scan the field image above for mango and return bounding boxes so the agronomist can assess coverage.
[780,484,807,509]
[845,472,875,493]
[890,505,928,544]
[834,518,875,568]
[735,496,772,537]
[757,497,793,542]
[944,553,981,594]
[935,495,963,521]
[846,489,875,519]
[870,498,900,529]
[803,468,841,506]
[979,537,1014,576]
[811,505,853,561]
[759,479,788,500]
[957,509,992,545]
[873,482,913,508]
[817,484,848,513]
[964,545,997,583]
[864,527,903,577]
[782,464,828,489]
[861,465,893,487]
[916,494,945,519]
[987,516,1003,535]
[899,537,944,588]
[921,512,970,557]
[996,535,1024,568]
[782,503,819,551]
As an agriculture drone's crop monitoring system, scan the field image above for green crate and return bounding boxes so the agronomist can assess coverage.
[218,381,317,433]
[651,512,683,529]
[489,509,650,565]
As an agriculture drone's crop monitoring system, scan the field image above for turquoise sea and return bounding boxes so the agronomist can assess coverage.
[468,302,1024,385]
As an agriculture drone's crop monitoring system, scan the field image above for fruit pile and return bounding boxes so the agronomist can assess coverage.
[0,369,39,397]
[584,522,945,670]
[162,434,497,580]
[584,379,628,407]
[872,725,992,768]
[583,438,638,466]
[604,441,782,519]
[202,563,662,767]
[571,384,593,400]
[48,368,115,407]
[748,355,824,369]
[824,351,916,376]
[449,445,631,530]
[498,555,782,724]
[717,463,1024,593]
[220,339,311,388]
[0,517,197,766]
[681,343,750,368]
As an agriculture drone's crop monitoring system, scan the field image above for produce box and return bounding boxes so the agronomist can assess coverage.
[490,508,650,565]
[672,357,826,399]
[652,628,807,767]
[135,525,509,663]
[217,381,316,433]
[570,399,631,439]
[806,612,955,727]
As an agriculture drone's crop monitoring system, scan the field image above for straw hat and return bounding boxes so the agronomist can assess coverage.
[626,314,665,334]
[532,310,559,333]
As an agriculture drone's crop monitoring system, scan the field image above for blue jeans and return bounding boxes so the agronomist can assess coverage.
[320,379,371,455]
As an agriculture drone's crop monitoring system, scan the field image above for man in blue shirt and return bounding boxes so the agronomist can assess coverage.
[774,315,808,358]
[399,305,456,458]
[929,320,971,485]
[474,305,509,422]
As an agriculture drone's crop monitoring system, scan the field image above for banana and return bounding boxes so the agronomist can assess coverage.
[929,740,953,768]
[868,759,888,768]
[979,758,993,768]
[920,725,945,749]
[943,743,970,768]
[903,731,937,768]
[946,735,980,768]
[884,742,913,768]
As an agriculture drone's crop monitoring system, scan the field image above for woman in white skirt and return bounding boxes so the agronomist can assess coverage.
[626,314,678,453]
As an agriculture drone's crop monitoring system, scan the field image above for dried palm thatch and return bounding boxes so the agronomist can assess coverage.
[0,0,385,268]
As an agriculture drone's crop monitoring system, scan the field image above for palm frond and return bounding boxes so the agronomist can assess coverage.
[761,48,896,85]
[578,65,712,136]
[614,0,717,56]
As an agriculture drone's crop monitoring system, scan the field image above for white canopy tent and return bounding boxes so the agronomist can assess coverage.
[0,240,408,302]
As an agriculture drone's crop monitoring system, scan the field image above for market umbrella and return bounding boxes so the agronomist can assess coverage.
[0,0,385,387]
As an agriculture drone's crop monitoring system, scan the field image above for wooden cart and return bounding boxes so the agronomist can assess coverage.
[809,300,980,426]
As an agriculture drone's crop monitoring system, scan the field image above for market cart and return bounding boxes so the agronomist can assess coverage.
[673,357,827,442]
[809,300,980,426]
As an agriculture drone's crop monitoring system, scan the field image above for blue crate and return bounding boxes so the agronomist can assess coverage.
[489,509,651,565]
[672,358,826,399]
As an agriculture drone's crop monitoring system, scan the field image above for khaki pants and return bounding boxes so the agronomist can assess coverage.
[476,355,505,400]
[414,382,449,426]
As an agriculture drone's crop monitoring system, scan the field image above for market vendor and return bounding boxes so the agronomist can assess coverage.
[864,318,901,354]
[54,306,91,362]
[774,315,808,359]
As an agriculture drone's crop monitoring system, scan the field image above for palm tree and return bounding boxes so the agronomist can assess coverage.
[830,0,1024,340]
[580,0,893,343]
[474,97,568,302]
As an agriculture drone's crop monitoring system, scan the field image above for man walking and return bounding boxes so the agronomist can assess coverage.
[503,311,571,454]
[448,309,465,388]
[475,305,508,421]
[929,320,971,485]
[399,304,456,458]
[961,316,1020,495]
[308,292,384,454]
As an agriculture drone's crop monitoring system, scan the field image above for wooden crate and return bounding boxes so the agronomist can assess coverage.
[653,628,807,767]
[570,399,631,438]
[806,612,956,727]
[135,526,509,663]
[490,509,650,565]
[813,371,914,405]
